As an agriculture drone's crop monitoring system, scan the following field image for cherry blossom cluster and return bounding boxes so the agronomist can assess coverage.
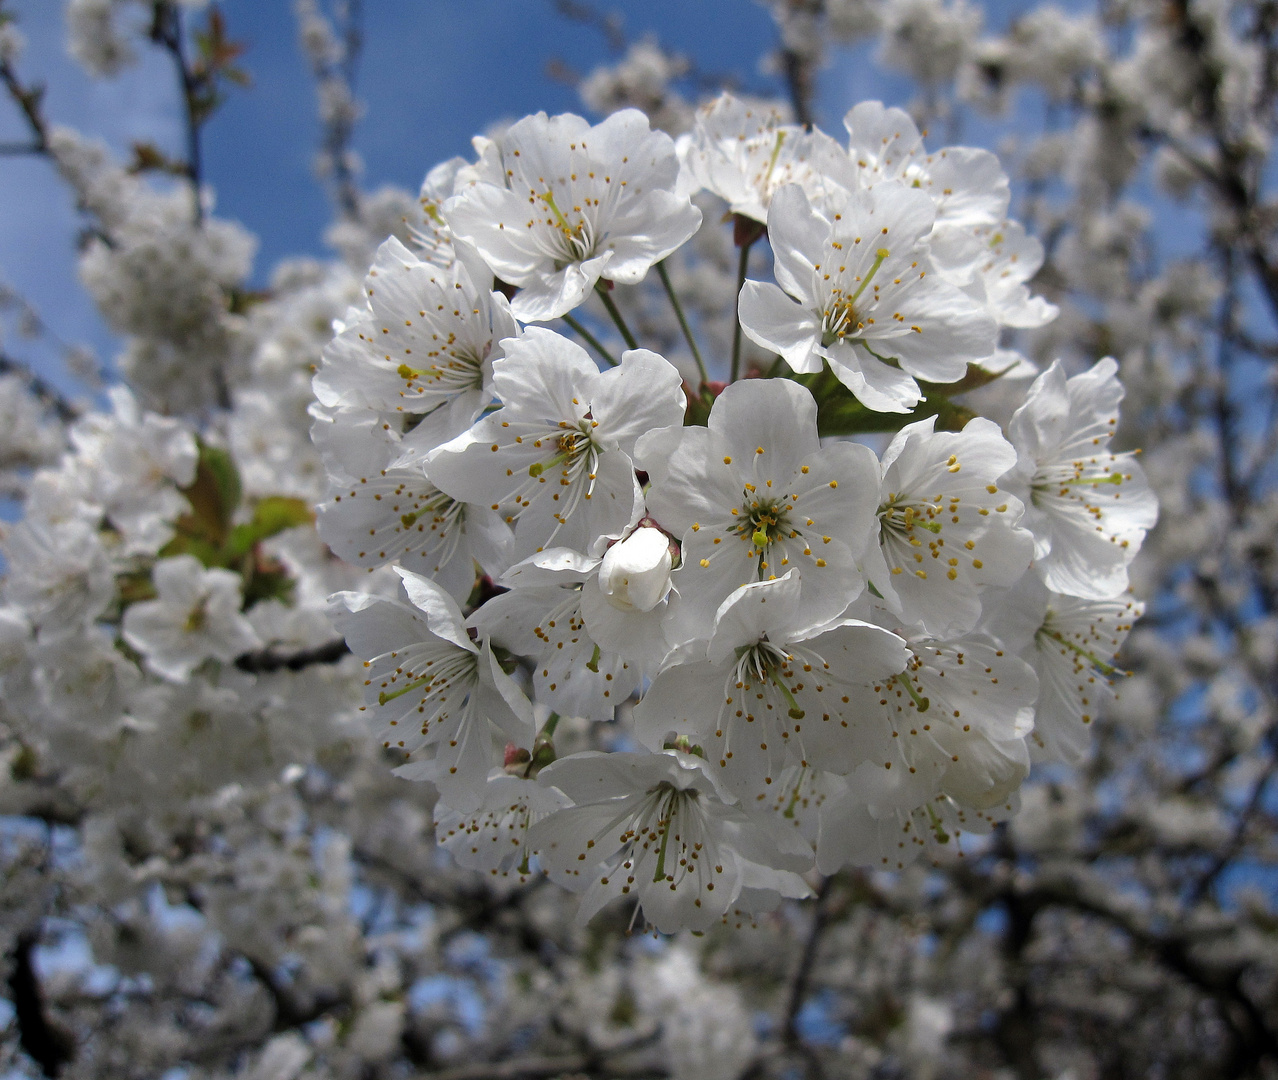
[314,96,1157,934]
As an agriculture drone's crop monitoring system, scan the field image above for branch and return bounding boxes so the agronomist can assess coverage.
[1188,750,1278,904]
[7,930,74,1078]
[297,0,365,218]
[1012,872,1278,1068]
[419,1052,665,1080]
[0,352,81,422]
[784,875,830,1044]
[551,0,626,53]
[0,36,50,156]
[772,0,824,129]
[233,638,350,674]
[424,1056,592,1080]
[149,2,204,223]
[242,953,343,1032]
[1159,0,1278,329]
[780,875,832,1080]
[1227,328,1278,360]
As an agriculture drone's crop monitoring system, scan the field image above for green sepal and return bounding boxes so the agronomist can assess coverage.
[789,364,990,437]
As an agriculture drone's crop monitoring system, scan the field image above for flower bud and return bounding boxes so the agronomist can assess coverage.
[599,527,674,612]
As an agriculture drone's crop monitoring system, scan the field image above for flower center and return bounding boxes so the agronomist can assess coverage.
[820,247,890,346]
[1031,458,1128,505]
[878,495,944,537]
[736,494,790,551]
[1036,617,1122,677]
[733,640,805,720]
[540,189,596,266]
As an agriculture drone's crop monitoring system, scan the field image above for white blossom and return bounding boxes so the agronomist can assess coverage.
[443,109,702,321]
[312,235,518,466]
[330,568,534,810]
[435,770,571,881]
[428,328,684,559]
[635,570,911,802]
[121,555,261,682]
[1005,358,1158,600]
[738,182,997,412]
[868,415,1033,636]
[677,92,856,223]
[639,377,882,637]
[529,749,812,932]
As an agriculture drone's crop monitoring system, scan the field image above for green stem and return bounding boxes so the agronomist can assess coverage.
[652,798,673,883]
[847,248,890,307]
[730,239,754,383]
[783,771,807,819]
[769,667,806,720]
[540,189,572,233]
[378,674,431,706]
[862,341,900,367]
[892,672,930,713]
[1056,473,1126,487]
[595,284,639,350]
[562,313,617,367]
[880,503,943,534]
[539,712,562,740]
[925,801,951,843]
[1040,629,1122,676]
[761,130,787,191]
[525,711,561,778]
[656,260,709,386]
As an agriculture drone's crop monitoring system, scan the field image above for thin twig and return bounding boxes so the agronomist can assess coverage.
[655,260,708,386]
[551,0,626,53]
[774,0,824,129]
[150,1,204,224]
[730,240,753,382]
[0,352,81,422]
[784,874,832,1078]
[562,312,618,367]
[298,0,365,218]
[1188,750,1278,904]
[0,42,51,157]
[595,285,639,350]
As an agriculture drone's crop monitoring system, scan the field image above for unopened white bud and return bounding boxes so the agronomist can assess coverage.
[599,527,674,612]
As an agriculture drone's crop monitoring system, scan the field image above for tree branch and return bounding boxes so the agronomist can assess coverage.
[551,0,626,53]
[418,1051,665,1080]
[0,21,50,157]
[773,0,824,128]
[0,352,80,422]
[149,1,205,224]
[297,0,365,219]
[233,638,350,674]
[7,930,73,1078]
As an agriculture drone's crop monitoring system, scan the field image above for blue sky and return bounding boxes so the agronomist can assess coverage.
[0,0,1091,395]
[0,0,783,388]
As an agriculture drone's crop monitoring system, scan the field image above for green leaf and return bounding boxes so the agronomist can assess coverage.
[224,496,315,559]
[200,443,242,522]
[789,364,986,438]
[163,442,242,560]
